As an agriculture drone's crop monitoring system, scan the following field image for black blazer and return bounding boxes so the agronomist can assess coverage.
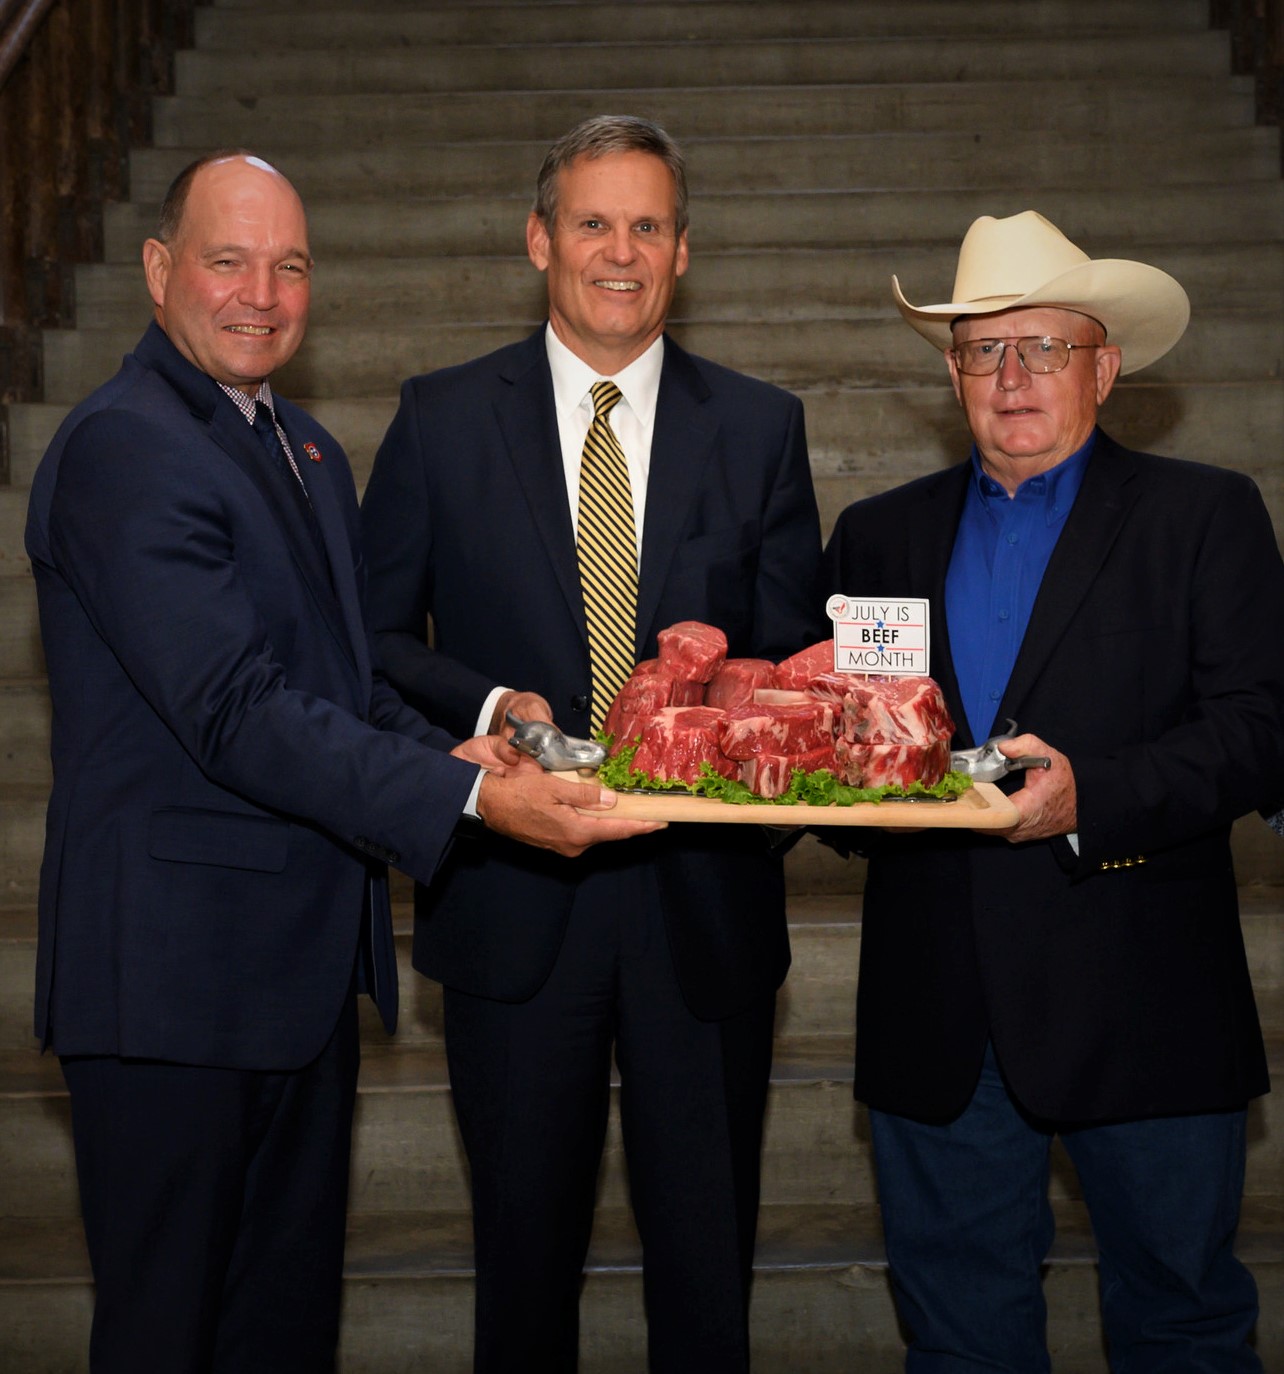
[25,324,478,1070]
[361,329,822,1020]
[822,432,1284,1123]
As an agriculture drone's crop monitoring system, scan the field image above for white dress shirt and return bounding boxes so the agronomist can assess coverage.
[476,325,666,737]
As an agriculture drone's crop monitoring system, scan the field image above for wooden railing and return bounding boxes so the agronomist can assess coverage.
[0,0,197,426]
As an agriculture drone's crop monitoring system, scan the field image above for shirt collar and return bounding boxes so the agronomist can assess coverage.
[544,322,664,427]
[969,428,1096,522]
[218,380,277,425]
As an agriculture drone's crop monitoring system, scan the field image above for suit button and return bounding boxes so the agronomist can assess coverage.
[571,695,589,712]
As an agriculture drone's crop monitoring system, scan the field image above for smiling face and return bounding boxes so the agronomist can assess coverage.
[142,156,312,393]
[946,305,1122,494]
[527,150,689,375]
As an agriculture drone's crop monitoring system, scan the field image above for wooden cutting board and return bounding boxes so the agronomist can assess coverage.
[590,780,1017,828]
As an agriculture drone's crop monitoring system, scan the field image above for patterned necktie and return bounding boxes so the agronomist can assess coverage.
[252,401,331,578]
[576,380,638,733]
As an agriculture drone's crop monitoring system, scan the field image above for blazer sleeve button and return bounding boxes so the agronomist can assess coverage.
[571,695,589,713]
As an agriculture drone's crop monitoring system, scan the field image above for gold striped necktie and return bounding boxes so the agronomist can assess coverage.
[576,379,638,733]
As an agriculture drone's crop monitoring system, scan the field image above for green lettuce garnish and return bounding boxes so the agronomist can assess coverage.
[598,740,972,807]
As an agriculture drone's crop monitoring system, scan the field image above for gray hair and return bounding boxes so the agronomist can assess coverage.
[532,115,689,236]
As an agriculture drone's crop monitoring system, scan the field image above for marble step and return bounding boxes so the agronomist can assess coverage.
[3,1198,1279,1373]
[2,888,1281,1055]
[171,33,1231,98]
[10,384,1283,512]
[123,126,1282,204]
[0,894,880,1051]
[151,77,1257,148]
[101,183,1284,259]
[0,679,49,786]
[0,491,32,579]
[68,242,1284,327]
[38,313,1284,412]
[3,1034,1282,1234]
[195,0,1213,45]
[0,580,41,682]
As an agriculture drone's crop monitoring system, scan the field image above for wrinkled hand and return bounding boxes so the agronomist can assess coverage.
[451,733,523,772]
[476,770,665,857]
[490,689,554,736]
[997,733,1077,844]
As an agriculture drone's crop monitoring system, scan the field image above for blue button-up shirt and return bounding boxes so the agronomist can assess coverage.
[945,434,1094,744]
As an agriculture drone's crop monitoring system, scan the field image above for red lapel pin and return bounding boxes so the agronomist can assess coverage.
[303,442,323,463]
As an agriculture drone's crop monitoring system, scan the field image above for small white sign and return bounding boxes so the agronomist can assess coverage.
[826,595,930,676]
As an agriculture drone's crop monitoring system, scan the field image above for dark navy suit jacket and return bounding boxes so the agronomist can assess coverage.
[823,432,1284,1123]
[25,324,478,1070]
[361,329,822,1020]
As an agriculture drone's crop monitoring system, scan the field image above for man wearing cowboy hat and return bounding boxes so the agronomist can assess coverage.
[822,210,1284,1370]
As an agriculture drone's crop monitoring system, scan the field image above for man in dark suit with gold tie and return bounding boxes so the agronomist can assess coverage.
[361,116,822,1371]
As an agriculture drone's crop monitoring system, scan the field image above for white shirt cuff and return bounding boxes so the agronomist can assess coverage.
[476,685,511,738]
[463,767,486,821]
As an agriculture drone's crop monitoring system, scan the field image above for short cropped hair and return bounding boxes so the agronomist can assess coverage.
[532,116,689,236]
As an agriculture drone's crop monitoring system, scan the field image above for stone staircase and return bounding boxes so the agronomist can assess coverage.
[2,1,1282,1369]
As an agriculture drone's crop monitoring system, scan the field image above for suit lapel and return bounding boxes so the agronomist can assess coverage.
[134,326,359,676]
[275,412,368,680]
[998,434,1140,725]
[214,406,361,673]
[635,338,719,650]
[493,334,589,645]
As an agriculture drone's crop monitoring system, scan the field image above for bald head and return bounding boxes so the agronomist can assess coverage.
[142,154,312,392]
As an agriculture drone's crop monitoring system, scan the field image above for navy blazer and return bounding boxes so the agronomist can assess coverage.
[25,324,478,1070]
[822,432,1284,1122]
[361,329,822,1020]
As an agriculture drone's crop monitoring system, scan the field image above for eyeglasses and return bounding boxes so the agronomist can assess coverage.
[951,336,1101,376]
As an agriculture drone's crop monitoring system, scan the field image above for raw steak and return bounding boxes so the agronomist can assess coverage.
[603,672,679,749]
[629,707,737,786]
[658,621,728,684]
[836,738,952,789]
[838,676,953,745]
[603,625,955,797]
[739,746,838,800]
[719,701,836,760]
[604,666,704,748]
[772,640,834,689]
[705,658,776,711]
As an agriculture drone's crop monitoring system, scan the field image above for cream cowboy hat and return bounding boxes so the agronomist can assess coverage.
[892,210,1190,375]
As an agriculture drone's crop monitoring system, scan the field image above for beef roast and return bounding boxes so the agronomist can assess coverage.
[629,707,737,786]
[718,700,836,760]
[838,675,954,745]
[605,627,955,796]
[739,746,838,799]
[657,621,728,685]
[705,658,776,710]
[604,664,704,747]
[836,738,952,789]
[772,640,834,689]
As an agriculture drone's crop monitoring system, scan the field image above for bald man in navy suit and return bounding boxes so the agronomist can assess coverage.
[25,150,657,1374]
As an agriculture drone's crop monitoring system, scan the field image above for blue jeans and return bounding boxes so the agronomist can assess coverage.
[869,1047,1260,1373]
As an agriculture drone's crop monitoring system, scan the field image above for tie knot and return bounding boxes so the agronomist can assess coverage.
[589,379,622,421]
